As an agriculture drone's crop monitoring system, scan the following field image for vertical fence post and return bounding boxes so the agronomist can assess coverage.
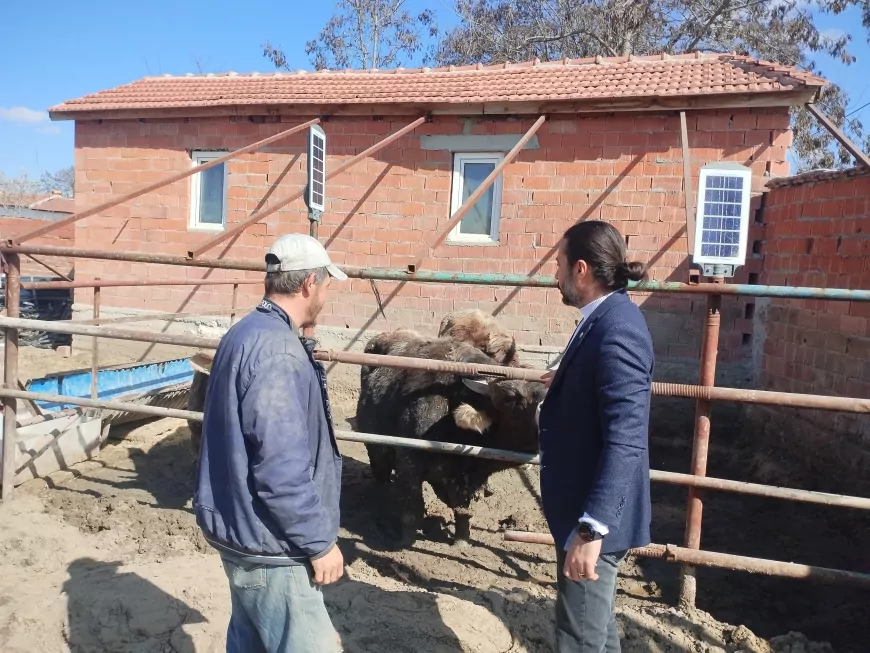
[90,281,101,400]
[1,253,21,501]
[230,283,239,326]
[303,219,318,339]
[679,277,724,608]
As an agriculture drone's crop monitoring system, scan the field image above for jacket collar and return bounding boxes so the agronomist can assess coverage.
[258,296,295,329]
[548,290,629,391]
[258,296,319,356]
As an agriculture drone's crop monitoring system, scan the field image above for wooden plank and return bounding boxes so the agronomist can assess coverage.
[805,103,870,170]
[9,119,321,246]
[680,111,696,256]
[189,115,428,258]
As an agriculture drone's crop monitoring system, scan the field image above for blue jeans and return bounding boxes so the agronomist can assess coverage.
[221,556,341,653]
[554,548,627,653]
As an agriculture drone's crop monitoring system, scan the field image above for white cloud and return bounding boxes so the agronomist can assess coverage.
[37,124,62,135]
[0,106,49,123]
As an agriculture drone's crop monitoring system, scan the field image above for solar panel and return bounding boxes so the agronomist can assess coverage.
[307,125,326,213]
[692,164,752,270]
[700,175,743,259]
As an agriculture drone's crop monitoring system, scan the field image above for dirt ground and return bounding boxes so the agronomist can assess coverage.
[0,346,865,652]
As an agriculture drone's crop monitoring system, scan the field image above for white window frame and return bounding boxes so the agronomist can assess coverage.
[189,150,228,232]
[447,152,503,244]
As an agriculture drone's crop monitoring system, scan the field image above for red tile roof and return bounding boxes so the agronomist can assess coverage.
[49,53,826,118]
[0,192,74,213]
[766,165,870,189]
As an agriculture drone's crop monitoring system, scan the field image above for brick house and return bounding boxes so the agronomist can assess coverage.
[44,53,826,384]
[1,193,74,278]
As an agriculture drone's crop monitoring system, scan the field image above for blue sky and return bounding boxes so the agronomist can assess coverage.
[0,1,868,179]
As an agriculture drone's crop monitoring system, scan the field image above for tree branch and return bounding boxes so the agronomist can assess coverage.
[523,28,619,57]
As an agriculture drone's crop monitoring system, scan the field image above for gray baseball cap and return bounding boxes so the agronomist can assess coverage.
[265,233,347,281]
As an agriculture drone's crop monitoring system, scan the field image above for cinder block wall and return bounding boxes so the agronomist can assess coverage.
[72,109,791,374]
[0,216,74,278]
[748,168,870,493]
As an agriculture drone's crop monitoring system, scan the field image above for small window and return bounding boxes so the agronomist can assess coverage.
[189,151,228,231]
[448,152,503,244]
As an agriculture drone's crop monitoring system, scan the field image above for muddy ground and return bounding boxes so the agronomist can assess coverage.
[0,345,866,652]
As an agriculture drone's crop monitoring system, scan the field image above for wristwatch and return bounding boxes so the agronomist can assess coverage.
[577,521,604,543]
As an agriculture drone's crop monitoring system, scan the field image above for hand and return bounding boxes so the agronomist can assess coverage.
[563,533,602,582]
[311,544,344,585]
[541,370,555,389]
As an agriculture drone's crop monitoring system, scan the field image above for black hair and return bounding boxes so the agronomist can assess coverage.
[562,220,647,291]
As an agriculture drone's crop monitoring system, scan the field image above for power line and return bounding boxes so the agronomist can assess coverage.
[845,100,870,118]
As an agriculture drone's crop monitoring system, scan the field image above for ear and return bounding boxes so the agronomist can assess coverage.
[453,403,493,434]
[462,377,493,396]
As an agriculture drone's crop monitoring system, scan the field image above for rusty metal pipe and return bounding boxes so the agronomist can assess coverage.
[90,283,100,400]
[681,283,723,608]
[0,388,201,423]
[4,246,870,302]
[1,384,869,510]
[1,253,21,501]
[74,308,239,326]
[502,531,870,589]
[190,116,428,258]
[1,317,869,414]
[23,254,71,281]
[9,119,321,246]
[22,278,261,290]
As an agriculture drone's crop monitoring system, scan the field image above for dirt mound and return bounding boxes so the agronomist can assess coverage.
[0,408,846,653]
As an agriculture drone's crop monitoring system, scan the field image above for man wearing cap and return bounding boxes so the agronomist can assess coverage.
[194,233,348,653]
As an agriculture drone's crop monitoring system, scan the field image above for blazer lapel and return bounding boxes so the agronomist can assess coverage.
[547,291,628,393]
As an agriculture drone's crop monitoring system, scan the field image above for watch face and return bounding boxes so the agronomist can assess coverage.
[578,523,594,541]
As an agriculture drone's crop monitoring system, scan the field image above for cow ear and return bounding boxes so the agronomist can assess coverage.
[462,377,493,395]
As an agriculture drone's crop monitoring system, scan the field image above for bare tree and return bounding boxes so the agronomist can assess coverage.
[0,166,74,206]
[264,0,438,71]
[437,0,870,171]
[38,166,75,198]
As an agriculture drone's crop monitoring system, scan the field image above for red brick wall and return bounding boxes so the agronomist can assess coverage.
[751,169,870,490]
[0,215,74,278]
[72,109,790,362]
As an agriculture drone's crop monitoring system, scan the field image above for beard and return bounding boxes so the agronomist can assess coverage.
[301,297,325,329]
[559,279,583,308]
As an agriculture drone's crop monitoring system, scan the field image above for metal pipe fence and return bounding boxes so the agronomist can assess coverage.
[5,244,870,301]
[2,248,869,607]
[2,316,869,414]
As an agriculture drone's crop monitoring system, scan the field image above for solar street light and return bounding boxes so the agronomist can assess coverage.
[305,124,326,224]
[691,162,753,278]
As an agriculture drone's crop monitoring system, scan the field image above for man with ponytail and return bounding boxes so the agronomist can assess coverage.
[537,220,654,652]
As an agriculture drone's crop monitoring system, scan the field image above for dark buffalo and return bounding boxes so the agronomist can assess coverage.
[438,308,521,366]
[356,328,545,547]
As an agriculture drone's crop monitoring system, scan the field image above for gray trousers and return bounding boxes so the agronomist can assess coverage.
[555,547,627,653]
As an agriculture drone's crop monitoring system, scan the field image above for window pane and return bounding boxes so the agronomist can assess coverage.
[459,162,495,235]
[198,162,225,225]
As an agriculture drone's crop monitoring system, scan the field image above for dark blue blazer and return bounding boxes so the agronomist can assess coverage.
[538,290,654,555]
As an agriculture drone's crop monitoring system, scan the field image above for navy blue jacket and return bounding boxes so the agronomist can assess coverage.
[538,290,654,555]
[194,298,342,565]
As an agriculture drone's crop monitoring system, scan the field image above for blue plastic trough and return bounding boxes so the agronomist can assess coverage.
[24,357,195,423]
